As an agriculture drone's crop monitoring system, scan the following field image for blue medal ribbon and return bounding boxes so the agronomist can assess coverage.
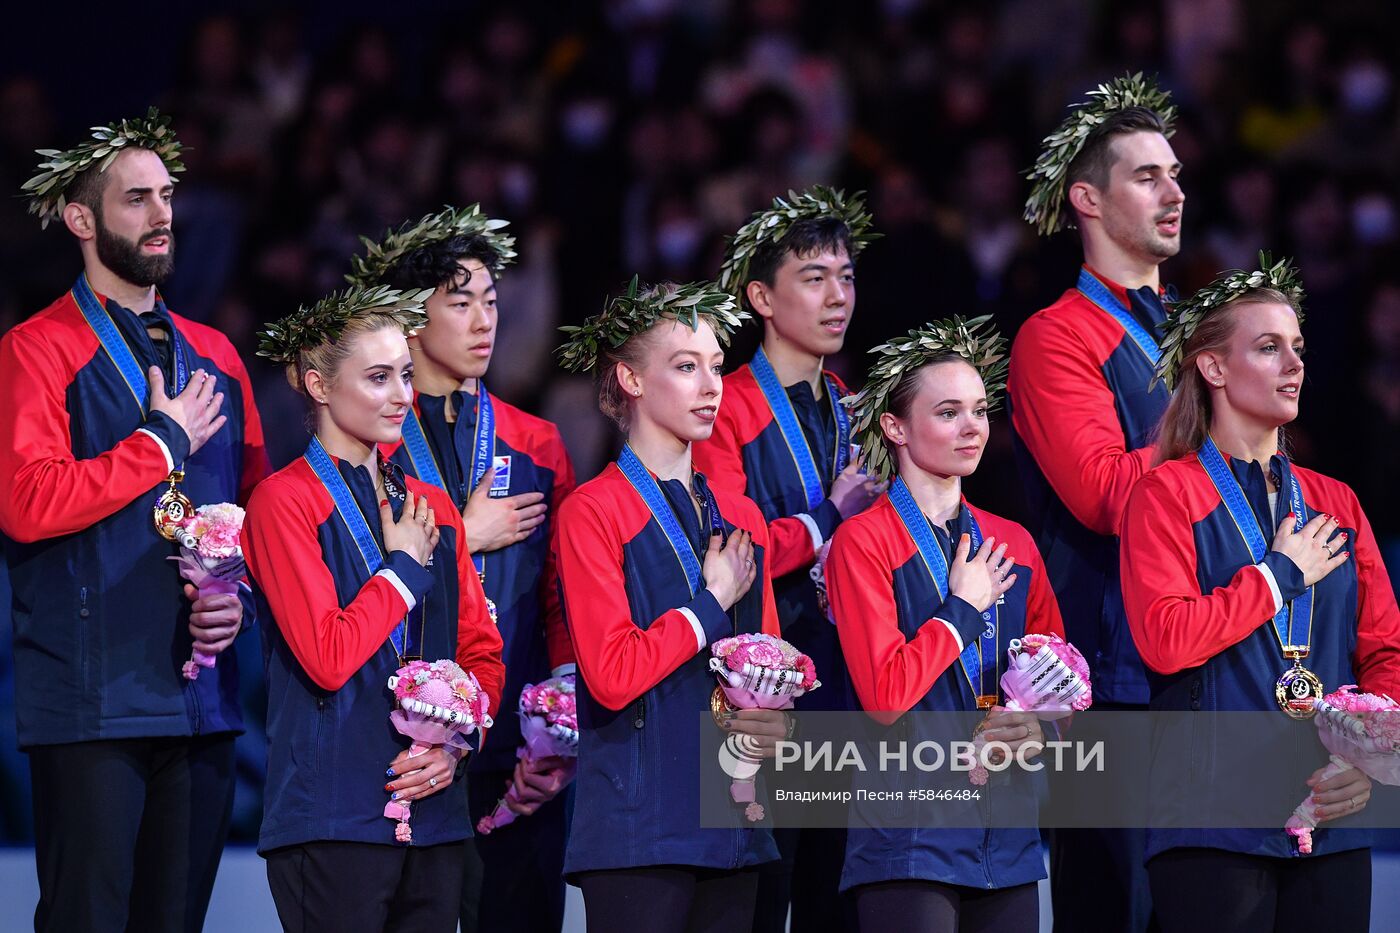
[617,445,722,597]
[399,406,447,492]
[304,436,421,660]
[750,348,851,511]
[72,273,188,413]
[1197,437,1313,655]
[1077,268,1162,365]
[889,478,999,703]
[466,388,495,578]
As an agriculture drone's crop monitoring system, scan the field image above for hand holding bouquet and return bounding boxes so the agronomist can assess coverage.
[386,659,493,843]
[168,503,246,681]
[709,633,819,821]
[476,674,579,835]
[1285,685,1400,854]
[970,634,1093,785]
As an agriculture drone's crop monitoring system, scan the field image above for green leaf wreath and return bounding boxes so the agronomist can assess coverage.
[1024,73,1177,236]
[257,285,435,364]
[556,276,749,374]
[347,203,518,287]
[22,107,186,228]
[717,185,879,299]
[1152,251,1305,393]
[843,315,1009,480]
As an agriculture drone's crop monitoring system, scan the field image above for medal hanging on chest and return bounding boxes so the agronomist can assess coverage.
[153,470,196,540]
[1275,647,1324,720]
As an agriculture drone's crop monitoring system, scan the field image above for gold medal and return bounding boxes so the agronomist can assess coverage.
[710,685,736,729]
[1275,648,1323,719]
[976,695,998,709]
[478,571,498,625]
[153,471,195,541]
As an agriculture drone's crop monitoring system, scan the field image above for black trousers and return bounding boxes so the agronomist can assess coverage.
[752,826,855,932]
[1148,846,1371,933]
[265,839,466,933]
[854,880,1040,933]
[576,865,760,933]
[28,734,236,933]
[459,766,569,933]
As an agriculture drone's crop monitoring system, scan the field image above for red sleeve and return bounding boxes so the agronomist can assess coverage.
[1120,469,1279,674]
[541,434,578,672]
[1346,496,1400,698]
[1010,312,1156,536]
[750,501,781,637]
[555,489,717,711]
[825,516,963,725]
[447,498,506,718]
[0,326,182,543]
[244,474,421,691]
[693,407,817,578]
[226,344,271,504]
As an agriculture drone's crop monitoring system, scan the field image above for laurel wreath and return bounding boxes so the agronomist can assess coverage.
[556,276,749,374]
[22,107,186,229]
[717,185,879,299]
[1024,73,1177,236]
[347,203,518,287]
[1153,251,1305,393]
[257,285,434,364]
[843,315,1009,480]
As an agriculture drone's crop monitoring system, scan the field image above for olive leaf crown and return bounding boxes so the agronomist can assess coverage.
[843,315,1009,480]
[346,203,518,287]
[556,276,749,374]
[717,185,878,301]
[1024,73,1177,235]
[22,107,186,228]
[257,285,434,364]
[1153,251,1305,393]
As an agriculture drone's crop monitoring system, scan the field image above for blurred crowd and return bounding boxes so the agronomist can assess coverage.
[1,0,1398,841]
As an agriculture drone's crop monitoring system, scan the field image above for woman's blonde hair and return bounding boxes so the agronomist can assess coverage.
[1153,287,1301,464]
[286,313,405,397]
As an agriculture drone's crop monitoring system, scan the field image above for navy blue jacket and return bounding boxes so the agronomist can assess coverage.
[553,462,780,874]
[244,453,504,852]
[0,285,268,747]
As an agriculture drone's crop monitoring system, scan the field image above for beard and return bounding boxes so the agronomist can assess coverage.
[94,216,175,287]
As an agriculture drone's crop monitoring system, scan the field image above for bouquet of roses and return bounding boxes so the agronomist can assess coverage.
[709,633,820,821]
[476,674,580,835]
[1285,685,1400,854]
[386,659,493,843]
[970,633,1093,785]
[168,503,246,681]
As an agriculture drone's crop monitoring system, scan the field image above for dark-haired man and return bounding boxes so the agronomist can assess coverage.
[1011,76,1183,933]
[0,112,268,933]
[694,188,884,933]
[352,206,576,933]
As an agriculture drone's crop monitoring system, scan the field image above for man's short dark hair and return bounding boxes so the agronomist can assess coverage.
[383,234,502,292]
[1064,105,1169,197]
[66,167,109,215]
[745,217,854,295]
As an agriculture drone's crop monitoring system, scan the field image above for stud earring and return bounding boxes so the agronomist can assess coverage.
[633,389,641,397]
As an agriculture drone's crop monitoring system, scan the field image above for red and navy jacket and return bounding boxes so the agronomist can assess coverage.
[244,454,504,852]
[825,493,1064,891]
[1008,267,1169,705]
[693,361,852,711]
[1121,452,1400,859]
[553,462,781,874]
[0,286,268,747]
[384,388,576,771]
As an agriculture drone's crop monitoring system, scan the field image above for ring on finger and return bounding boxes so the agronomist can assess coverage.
[429,777,439,787]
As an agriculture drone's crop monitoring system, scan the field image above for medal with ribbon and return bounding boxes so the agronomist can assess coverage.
[72,273,195,540]
[889,478,999,708]
[304,436,425,661]
[400,388,498,624]
[1197,437,1320,719]
[749,347,852,513]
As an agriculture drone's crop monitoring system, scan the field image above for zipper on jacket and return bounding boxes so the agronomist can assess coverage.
[632,696,646,729]
[78,587,89,618]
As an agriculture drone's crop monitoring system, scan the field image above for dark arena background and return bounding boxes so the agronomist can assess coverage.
[1,1,1398,929]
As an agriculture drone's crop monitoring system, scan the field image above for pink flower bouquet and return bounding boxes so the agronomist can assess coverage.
[1285,685,1400,854]
[476,674,580,835]
[709,633,820,821]
[970,634,1093,785]
[168,502,246,681]
[386,659,494,843]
